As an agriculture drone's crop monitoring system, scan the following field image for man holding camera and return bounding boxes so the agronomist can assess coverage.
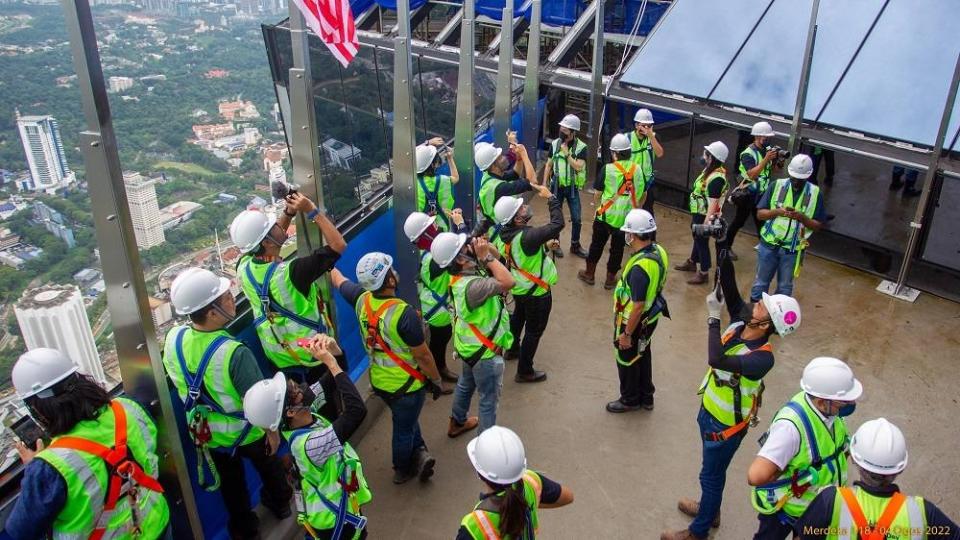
[724,122,782,260]
[542,114,588,258]
[750,154,826,302]
[630,109,665,219]
[675,142,728,286]
[475,133,538,224]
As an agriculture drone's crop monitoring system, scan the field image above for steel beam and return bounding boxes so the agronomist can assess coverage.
[788,0,820,155]
[545,0,604,67]
[354,2,379,31]
[521,0,542,155]
[391,0,421,307]
[493,0,515,149]
[486,0,531,55]
[454,0,477,220]
[433,7,463,46]
[60,0,201,536]
[584,0,605,191]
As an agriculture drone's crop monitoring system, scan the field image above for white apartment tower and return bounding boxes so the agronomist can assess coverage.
[15,285,105,385]
[16,113,75,193]
[124,171,166,249]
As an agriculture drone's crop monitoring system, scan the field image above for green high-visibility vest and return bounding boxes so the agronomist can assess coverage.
[613,244,669,365]
[450,275,514,363]
[752,392,849,518]
[760,178,821,252]
[355,291,423,394]
[162,326,264,449]
[237,255,331,369]
[597,160,642,229]
[37,398,170,539]
[550,138,587,189]
[689,167,728,215]
[493,229,558,297]
[416,174,456,232]
[419,251,452,327]
[828,486,926,540]
[629,131,656,188]
[284,416,372,536]
[739,145,773,194]
[460,470,543,540]
[479,172,505,223]
[698,322,769,427]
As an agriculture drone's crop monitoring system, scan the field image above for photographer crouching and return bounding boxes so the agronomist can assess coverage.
[676,142,729,286]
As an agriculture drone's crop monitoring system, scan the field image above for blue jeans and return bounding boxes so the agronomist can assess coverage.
[451,356,505,433]
[386,388,426,472]
[750,241,799,301]
[689,406,745,537]
[553,181,582,245]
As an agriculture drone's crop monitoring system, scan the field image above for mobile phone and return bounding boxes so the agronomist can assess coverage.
[296,338,312,348]
[13,417,44,452]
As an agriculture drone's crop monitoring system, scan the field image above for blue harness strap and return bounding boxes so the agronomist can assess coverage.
[245,261,327,333]
[417,175,449,228]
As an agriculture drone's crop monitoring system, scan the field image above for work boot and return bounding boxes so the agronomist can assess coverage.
[439,367,459,383]
[674,259,697,272]
[415,447,436,482]
[659,528,700,540]
[577,261,597,286]
[552,246,564,258]
[605,399,642,413]
[570,243,588,258]
[678,497,720,527]
[504,347,520,361]
[515,370,547,383]
[686,271,708,285]
[439,381,454,395]
[392,467,417,485]
[603,272,618,290]
[447,416,479,438]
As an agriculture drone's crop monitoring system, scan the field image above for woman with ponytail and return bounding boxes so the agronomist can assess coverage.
[457,426,573,539]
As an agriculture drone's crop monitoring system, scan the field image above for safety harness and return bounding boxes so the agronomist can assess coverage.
[469,472,542,540]
[417,175,450,229]
[504,238,550,296]
[450,275,505,366]
[614,248,668,335]
[837,487,906,540]
[596,162,640,217]
[174,329,253,491]
[419,251,451,322]
[702,327,771,442]
[288,429,367,540]
[49,401,165,540]
[631,132,656,187]
[362,295,426,397]
[762,181,814,255]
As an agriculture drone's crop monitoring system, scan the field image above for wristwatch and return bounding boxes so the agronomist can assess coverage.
[482,253,496,264]
[307,208,323,221]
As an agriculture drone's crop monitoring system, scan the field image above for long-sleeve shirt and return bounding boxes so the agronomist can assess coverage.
[497,196,564,255]
[299,372,367,467]
[287,246,341,296]
[489,170,533,200]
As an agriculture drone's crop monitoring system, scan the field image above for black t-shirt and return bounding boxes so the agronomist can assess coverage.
[626,245,659,303]
[338,281,424,346]
[287,246,341,296]
[706,175,726,199]
[454,472,563,540]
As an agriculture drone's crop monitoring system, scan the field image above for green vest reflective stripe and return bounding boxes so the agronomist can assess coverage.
[450,275,514,362]
[689,167,728,215]
[752,392,849,518]
[284,416,372,536]
[419,251,452,327]
[739,145,772,194]
[494,230,558,297]
[629,131,655,188]
[460,471,543,540]
[597,160,641,228]
[355,291,423,394]
[613,244,669,366]
[416,174,456,232]
[162,326,264,448]
[237,255,330,369]
[479,173,505,223]
[550,138,587,189]
[760,179,821,251]
[698,322,769,427]
[830,487,926,540]
[37,398,170,539]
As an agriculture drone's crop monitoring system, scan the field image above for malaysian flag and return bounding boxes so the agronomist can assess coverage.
[291,0,359,67]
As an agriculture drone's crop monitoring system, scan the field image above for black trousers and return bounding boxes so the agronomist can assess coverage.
[508,292,553,375]
[689,214,712,272]
[723,201,761,251]
[616,320,657,406]
[752,512,796,540]
[428,323,453,373]
[211,435,293,540]
[642,186,657,242]
[587,219,627,274]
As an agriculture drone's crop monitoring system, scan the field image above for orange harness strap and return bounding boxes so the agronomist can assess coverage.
[362,296,426,383]
[504,242,550,292]
[839,487,907,540]
[704,331,773,442]
[596,163,640,216]
[449,276,505,356]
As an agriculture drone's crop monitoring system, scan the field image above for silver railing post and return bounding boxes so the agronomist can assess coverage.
[454,0,477,221]
[493,0,515,150]
[522,0,542,161]
[585,0,606,190]
[788,0,820,155]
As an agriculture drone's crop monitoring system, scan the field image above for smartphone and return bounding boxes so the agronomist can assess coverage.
[296,337,312,348]
[13,417,44,452]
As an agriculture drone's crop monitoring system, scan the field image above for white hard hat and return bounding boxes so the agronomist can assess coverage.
[467,425,527,484]
[558,114,581,131]
[12,348,79,399]
[356,252,394,291]
[229,210,276,253]
[430,232,468,269]
[243,372,287,431]
[620,209,657,234]
[415,144,438,174]
[494,196,523,226]
[751,121,775,137]
[850,418,908,475]
[760,293,801,336]
[404,212,433,242]
[474,142,502,172]
[788,154,814,179]
[634,108,654,124]
[171,267,232,315]
[800,357,863,401]
[610,133,632,152]
[704,141,729,162]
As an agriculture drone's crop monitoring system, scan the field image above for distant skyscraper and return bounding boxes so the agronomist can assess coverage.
[15,285,105,385]
[123,171,166,249]
[16,112,75,193]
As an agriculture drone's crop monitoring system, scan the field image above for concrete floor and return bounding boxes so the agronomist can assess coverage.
[353,202,960,539]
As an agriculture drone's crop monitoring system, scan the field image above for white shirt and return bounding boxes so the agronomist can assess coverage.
[757,395,835,470]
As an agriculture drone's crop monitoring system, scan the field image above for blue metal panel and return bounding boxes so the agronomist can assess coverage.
[476,0,530,20]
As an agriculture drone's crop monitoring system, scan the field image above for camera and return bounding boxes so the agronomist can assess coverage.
[765,145,791,167]
[270,181,298,201]
[692,216,728,241]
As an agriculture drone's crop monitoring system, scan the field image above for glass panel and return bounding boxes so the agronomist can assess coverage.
[817,0,960,145]
[619,0,769,98]
[922,175,960,270]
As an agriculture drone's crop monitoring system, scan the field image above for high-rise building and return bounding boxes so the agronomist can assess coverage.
[15,285,105,386]
[108,76,135,93]
[16,113,75,193]
[123,171,166,249]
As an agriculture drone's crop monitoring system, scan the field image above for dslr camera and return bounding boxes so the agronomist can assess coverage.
[765,145,791,168]
[271,181,298,202]
[692,216,728,241]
